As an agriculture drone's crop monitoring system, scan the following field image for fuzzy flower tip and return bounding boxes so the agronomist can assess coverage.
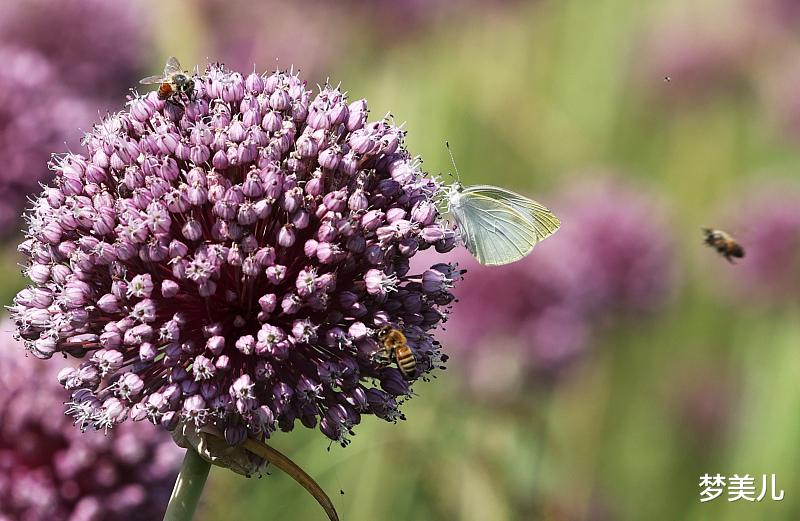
[11,61,459,448]
[0,323,181,521]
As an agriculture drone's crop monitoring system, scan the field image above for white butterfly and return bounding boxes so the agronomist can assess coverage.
[446,181,561,266]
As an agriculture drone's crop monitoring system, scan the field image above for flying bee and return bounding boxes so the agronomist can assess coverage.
[702,227,744,263]
[377,325,416,380]
[139,56,195,102]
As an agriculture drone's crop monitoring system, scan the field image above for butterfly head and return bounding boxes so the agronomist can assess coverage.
[445,182,464,212]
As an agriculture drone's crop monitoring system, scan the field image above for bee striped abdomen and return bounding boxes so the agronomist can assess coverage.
[394,345,416,379]
[377,326,417,380]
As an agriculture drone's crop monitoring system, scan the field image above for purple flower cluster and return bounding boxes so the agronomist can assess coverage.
[0,46,93,234]
[195,0,352,79]
[437,177,675,390]
[0,1,147,236]
[335,0,520,37]
[435,247,585,383]
[720,182,800,302]
[553,178,676,316]
[0,0,146,97]
[635,14,749,103]
[744,0,800,36]
[0,323,180,521]
[194,0,518,79]
[11,62,459,448]
[636,0,800,144]
[758,59,800,144]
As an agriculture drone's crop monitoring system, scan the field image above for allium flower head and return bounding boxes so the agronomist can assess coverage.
[0,324,180,521]
[0,46,93,233]
[11,62,459,448]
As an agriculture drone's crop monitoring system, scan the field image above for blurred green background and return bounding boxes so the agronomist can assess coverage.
[5,0,800,519]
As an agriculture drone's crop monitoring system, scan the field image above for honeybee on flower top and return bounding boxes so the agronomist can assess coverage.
[139,56,195,102]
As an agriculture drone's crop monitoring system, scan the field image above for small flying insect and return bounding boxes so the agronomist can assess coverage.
[702,227,744,263]
[377,325,416,380]
[139,56,195,102]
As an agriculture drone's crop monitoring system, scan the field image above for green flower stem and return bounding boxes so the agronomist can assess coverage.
[163,448,211,521]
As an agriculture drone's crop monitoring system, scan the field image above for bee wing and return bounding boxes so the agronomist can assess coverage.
[164,56,182,76]
[139,74,167,85]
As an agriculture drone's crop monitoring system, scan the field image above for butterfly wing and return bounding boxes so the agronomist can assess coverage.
[470,185,561,242]
[453,185,560,266]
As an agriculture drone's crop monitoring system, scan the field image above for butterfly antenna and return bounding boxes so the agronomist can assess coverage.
[445,141,462,183]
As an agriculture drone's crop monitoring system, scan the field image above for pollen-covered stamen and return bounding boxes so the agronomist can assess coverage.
[182,395,210,426]
[364,269,399,298]
[65,389,103,432]
[192,355,216,381]
[93,397,128,433]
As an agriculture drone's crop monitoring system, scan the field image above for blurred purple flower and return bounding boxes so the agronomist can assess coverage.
[0,0,147,97]
[11,62,460,448]
[438,246,587,385]
[336,0,521,37]
[635,12,751,102]
[195,1,354,80]
[0,323,180,521]
[0,46,93,235]
[722,182,800,302]
[760,60,800,143]
[743,0,800,35]
[194,0,520,79]
[554,177,676,316]
[435,176,675,390]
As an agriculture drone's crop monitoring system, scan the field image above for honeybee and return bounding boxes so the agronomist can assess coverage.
[139,56,195,101]
[702,227,744,263]
[377,325,416,380]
